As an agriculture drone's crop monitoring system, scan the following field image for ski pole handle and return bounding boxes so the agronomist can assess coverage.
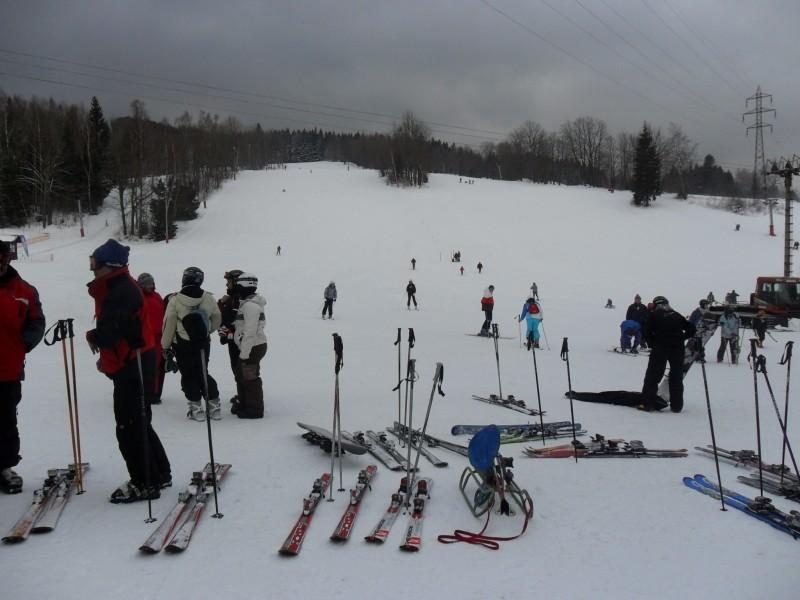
[560,337,569,361]
[332,333,343,374]
[394,327,401,346]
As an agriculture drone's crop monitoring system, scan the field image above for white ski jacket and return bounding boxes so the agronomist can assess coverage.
[234,293,267,359]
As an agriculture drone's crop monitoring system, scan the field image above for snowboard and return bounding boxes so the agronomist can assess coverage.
[297,422,368,455]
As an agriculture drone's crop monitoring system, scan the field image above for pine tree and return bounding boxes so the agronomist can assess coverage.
[87,96,112,213]
[632,123,661,207]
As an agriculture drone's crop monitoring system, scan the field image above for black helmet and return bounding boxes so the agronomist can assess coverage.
[182,266,204,287]
[224,269,244,281]
[699,299,708,308]
[652,295,669,308]
[236,272,258,291]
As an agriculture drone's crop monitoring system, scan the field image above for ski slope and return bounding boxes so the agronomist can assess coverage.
[4,162,798,599]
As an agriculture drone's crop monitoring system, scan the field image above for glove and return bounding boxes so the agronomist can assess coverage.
[86,330,99,354]
[163,348,179,373]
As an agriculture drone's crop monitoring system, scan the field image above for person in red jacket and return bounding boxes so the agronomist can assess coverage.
[0,241,45,493]
[86,239,171,503]
[137,273,166,404]
[479,285,495,336]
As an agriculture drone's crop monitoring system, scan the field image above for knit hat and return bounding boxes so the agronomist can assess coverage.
[137,272,155,288]
[91,239,129,268]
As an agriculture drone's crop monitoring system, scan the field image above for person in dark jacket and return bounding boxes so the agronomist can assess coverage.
[86,239,171,503]
[640,296,696,413]
[322,281,337,319]
[626,294,650,349]
[218,269,243,404]
[406,280,417,309]
[0,241,45,494]
[688,299,708,327]
[752,310,767,348]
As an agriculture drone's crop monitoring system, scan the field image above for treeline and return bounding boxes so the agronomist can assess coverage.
[0,92,770,232]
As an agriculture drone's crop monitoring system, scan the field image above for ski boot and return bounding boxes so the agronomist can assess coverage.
[187,401,206,422]
[208,397,222,420]
[0,467,23,494]
[109,480,161,504]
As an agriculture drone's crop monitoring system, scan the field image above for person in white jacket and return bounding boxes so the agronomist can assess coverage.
[161,267,222,421]
[231,273,267,419]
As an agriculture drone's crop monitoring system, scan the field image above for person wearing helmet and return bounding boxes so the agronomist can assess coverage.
[406,280,417,310]
[161,267,223,421]
[322,281,337,319]
[218,270,244,400]
[231,273,267,418]
[717,305,741,363]
[136,273,166,404]
[688,299,708,327]
[640,296,696,412]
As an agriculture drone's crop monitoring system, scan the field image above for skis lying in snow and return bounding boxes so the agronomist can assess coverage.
[451,422,578,436]
[3,464,89,544]
[610,347,649,356]
[330,465,377,542]
[683,473,800,539]
[400,478,432,552]
[694,446,799,483]
[415,432,469,457]
[388,422,448,467]
[471,394,545,417]
[501,427,587,444]
[298,422,369,455]
[279,473,331,556]
[140,463,227,554]
[351,432,405,471]
[737,472,800,503]
[524,435,687,458]
[365,477,409,544]
[364,431,414,471]
[163,463,231,553]
[465,333,515,340]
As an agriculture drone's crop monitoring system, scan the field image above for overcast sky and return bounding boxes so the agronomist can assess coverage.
[1,0,798,170]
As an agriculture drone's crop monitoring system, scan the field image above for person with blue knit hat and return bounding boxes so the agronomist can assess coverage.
[86,239,171,503]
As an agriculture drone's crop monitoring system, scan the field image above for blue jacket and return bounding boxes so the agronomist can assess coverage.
[620,319,641,334]
[519,299,542,321]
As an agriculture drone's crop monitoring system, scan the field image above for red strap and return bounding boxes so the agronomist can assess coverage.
[437,495,534,550]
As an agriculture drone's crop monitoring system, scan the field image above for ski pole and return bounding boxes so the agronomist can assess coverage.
[199,346,223,518]
[754,353,800,480]
[492,324,503,400]
[329,333,344,499]
[404,358,417,509]
[561,337,579,463]
[65,319,84,493]
[779,341,794,485]
[696,338,726,511]
[394,328,401,430]
[747,339,764,496]
[334,333,344,492]
[515,316,522,349]
[58,322,81,491]
[530,343,546,446]
[401,328,415,443]
[540,321,551,350]
[408,364,445,495]
[135,349,157,523]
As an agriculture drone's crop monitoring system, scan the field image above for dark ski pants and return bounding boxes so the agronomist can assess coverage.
[0,381,22,470]
[322,299,334,318]
[481,307,493,333]
[717,337,739,363]
[175,339,219,402]
[407,293,417,308]
[235,343,267,418]
[153,351,165,402]
[642,345,685,412]
[112,351,171,486]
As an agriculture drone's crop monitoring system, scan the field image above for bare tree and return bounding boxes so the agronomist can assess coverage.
[560,116,608,186]
[661,123,696,199]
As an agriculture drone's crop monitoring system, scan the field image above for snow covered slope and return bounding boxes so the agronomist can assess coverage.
[5,162,798,599]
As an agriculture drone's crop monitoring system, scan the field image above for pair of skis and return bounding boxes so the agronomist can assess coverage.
[524,435,687,458]
[139,463,231,554]
[354,430,414,472]
[695,445,799,483]
[279,466,378,555]
[737,471,800,502]
[365,476,433,551]
[471,394,545,417]
[684,473,800,539]
[3,464,89,544]
[388,422,448,467]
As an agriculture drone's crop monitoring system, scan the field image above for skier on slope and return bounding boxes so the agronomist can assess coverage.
[231,273,267,419]
[688,299,708,327]
[137,273,166,404]
[626,294,650,349]
[518,296,543,349]
[322,281,337,319]
[530,282,539,301]
[218,269,243,405]
[477,261,483,274]
[406,280,418,309]
[86,239,171,502]
[640,296,696,413]
[716,305,741,364]
[479,285,495,336]
[161,267,223,421]
[619,319,642,353]
[0,240,45,494]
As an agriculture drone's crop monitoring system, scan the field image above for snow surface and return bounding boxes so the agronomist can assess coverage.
[4,162,799,599]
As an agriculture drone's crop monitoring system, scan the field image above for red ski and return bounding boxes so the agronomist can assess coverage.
[279,473,331,556]
[330,465,377,542]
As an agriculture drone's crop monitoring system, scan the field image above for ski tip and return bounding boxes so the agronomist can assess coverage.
[138,546,160,554]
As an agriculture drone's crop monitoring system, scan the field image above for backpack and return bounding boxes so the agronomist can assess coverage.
[528,302,540,315]
[182,304,210,344]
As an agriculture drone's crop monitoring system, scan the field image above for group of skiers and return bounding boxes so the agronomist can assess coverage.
[477,283,543,349]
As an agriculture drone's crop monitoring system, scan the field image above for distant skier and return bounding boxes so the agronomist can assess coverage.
[530,282,539,301]
[752,310,767,348]
[231,273,267,419]
[479,285,495,336]
[626,294,650,349]
[276,246,281,256]
[460,266,464,276]
[688,299,708,327]
[518,296,543,349]
[406,280,417,309]
[641,296,696,412]
[137,273,165,404]
[605,298,615,309]
[716,305,741,364]
[161,267,223,421]
[725,289,739,305]
[619,319,641,353]
[706,291,716,305]
[477,262,483,274]
[411,258,416,270]
[322,281,337,319]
